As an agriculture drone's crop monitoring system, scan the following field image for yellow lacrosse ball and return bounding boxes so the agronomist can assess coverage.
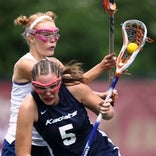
[126,43,138,54]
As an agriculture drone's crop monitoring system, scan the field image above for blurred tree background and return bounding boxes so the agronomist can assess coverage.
[0,0,156,80]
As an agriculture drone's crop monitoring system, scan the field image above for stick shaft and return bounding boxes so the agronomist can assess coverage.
[109,14,115,84]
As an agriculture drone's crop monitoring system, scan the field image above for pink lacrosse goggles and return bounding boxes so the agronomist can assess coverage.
[32,77,61,94]
[30,27,60,42]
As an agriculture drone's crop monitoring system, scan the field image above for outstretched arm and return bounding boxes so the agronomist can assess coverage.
[83,53,116,84]
[69,83,117,120]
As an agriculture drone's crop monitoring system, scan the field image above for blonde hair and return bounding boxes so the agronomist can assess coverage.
[14,11,57,42]
[14,11,56,29]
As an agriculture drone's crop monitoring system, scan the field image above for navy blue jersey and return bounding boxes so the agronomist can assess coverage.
[32,84,120,156]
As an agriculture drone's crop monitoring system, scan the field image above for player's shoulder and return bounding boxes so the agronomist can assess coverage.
[48,56,64,69]
[73,82,89,90]
[67,82,90,97]
[46,56,56,61]
[14,55,36,70]
[21,93,36,109]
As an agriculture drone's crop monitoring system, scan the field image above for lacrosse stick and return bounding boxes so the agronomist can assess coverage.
[81,19,153,156]
[102,0,117,84]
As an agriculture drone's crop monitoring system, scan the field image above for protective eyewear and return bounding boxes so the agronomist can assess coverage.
[30,27,60,42]
[32,77,61,94]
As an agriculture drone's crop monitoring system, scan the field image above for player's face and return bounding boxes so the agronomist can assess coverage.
[31,21,60,58]
[32,74,61,105]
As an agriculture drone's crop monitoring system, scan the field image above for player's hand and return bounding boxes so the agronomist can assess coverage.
[100,53,116,71]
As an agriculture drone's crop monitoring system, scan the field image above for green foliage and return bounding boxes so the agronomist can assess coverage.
[0,0,156,79]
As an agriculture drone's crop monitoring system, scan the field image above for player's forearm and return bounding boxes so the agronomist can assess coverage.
[83,63,106,84]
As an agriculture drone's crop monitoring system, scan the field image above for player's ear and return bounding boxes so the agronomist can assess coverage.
[28,34,35,44]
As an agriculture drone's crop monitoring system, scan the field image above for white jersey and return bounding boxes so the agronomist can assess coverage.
[5,53,48,146]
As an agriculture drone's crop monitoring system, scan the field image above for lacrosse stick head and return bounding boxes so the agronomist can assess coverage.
[116,19,149,76]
